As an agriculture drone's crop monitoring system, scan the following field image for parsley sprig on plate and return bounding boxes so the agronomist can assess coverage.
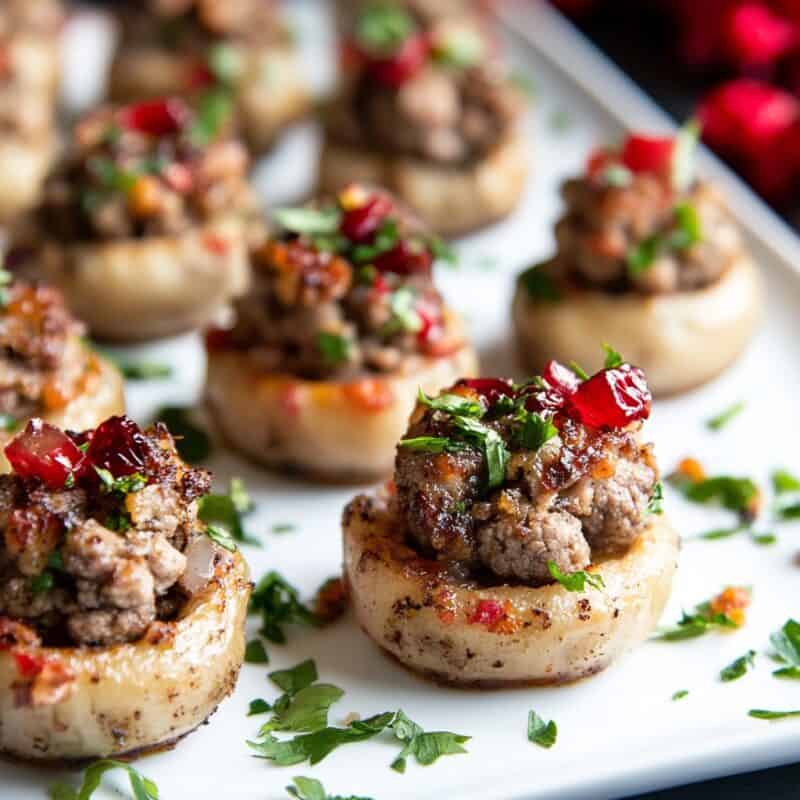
[49,759,158,800]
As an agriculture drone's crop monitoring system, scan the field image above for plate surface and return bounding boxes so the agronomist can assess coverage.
[3,2,800,799]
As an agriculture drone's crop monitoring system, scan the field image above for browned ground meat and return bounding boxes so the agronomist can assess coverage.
[0,282,91,421]
[37,101,256,242]
[215,186,459,379]
[549,175,744,294]
[393,383,658,586]
[0,422,214,646]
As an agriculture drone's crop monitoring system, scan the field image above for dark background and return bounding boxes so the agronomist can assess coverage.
[563,13,799,800]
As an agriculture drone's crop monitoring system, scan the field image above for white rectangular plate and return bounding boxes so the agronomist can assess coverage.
[3,2,800,798]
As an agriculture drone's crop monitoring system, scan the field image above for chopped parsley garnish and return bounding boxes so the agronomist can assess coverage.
[30,571,54,594]
[602,343,623,369]
[206,523,237,552]
[626,234,662,276]
[190,87,234,146]
[672,690,689,701]
[286,777,373,800]
[748,709,800,720]
[770,619,800,679]
[94,468,147,495]
[646,482,664,515]
[317,332,352,367]
[0,413,18,432]
[429,236,456,265]
[383,287,422,337]
[115,360,173,380]
[272,523,297,534]
[668,471,759,516]
[245,639,269,664]
[388,710,470,773]
[450,415,509,489]
[670,203,702,250]
[527,710,557,749]
[355,4,415,52]
[418,388,482,417]
[627,201,702,275]
[720,650,756,682]
[518,262,560,302]
[693,526,775,546]
[772,469,800,494]
[654,592,745,641]
[249,698,272,716]
[250,571,320,645]
[350,219,398,263]
[274,207,341,236]
[516,411,557,451]
[49,759,158,800]
[398,436,466,454]
[706,401,745,431]
[671,118,701,192]
[547,561,604,592]
[153,405,211,463]
[199,478,259,546]
[772,468,800,519]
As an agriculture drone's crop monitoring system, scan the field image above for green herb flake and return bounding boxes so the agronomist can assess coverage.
[770,619,800,679]
[669,202,702,250]
[190,87,234,145]
[748,709,800,721]
[398,436,466,454]
[672,690,689,701]
[350,218,399,264]
[317,332,352,367]
[199,479,259,546]
[772,469,800,494]
[153,405,211,463]
[602,163,633,187]
[388,710,469,773]
[720,650,756,682]
[248,698,272,716]
[383,287,422,337]
[0,413,17,432]
[752,532,777,546]
[261,682,345,736]
[48,759,159,800]
[518,262,560,302]
[274,207,342,237]
[206,522,238,552]
[272,523,297,534]
[527,710,557,749]
[602,343,623,369]
[450,415,510,489]
[30,571,54,594]
[286,776,374,800]
[626,233,662,276]
[116,360,173,381]
[669,472,759,515]
[654,591,745,641]
[516,411,557,451]
[245,639,269,664]
[706,401,745,431]
[417,388,483,418]
[647,482,664,516]
[355,5,416,53]
[249,571,320,645]
[547,561,604,592]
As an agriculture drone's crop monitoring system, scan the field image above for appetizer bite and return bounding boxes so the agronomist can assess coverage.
[30,98,258,341]
[205,184,478,481]
[0,416,250,761]
[513,126,763,395]
[0,0,63,223]
[320,3,528,235]
[343,357,678,686]
[0,277,124,467]
[109,0,308,153]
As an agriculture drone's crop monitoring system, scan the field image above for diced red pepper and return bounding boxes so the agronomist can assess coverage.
[373,240,433,275]
[469,599,506,627]
[119,99,190,137]
[620,134,674,175]
[564,364,651,429]
[5,420,83,489]
[13,650,44,679]
[85,416,147,478]
[364,33,429,88]
[340,194,393,242]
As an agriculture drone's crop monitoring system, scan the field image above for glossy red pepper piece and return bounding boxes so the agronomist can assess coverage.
[620,134,674,174]
[340,194,393,242]
[119,99,190,137]
[5,420,83,488]
[85,416,147,477]
[365,33,429,88]
[373,240,433,275]
[564,364,651,429]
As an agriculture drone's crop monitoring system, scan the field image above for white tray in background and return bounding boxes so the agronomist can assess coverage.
[4,1,800,798]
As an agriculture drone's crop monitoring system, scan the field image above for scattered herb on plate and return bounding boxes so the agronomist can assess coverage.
[286,776,374,800]
[654,587,750,641]
[720,650,756,682]
[527,710,557,749]
[115,359,173,381]
[748,709,800,720]
[49,759,158,800]
[706,401,745,431]
[199,478,258,546]
[672,690,689,701]
[772,468,800,519]
[249,571,320,645]
[272,523,298,534]
[518,262,560,302]
[249,698,272,716]
[245,639,269,664]
[770,619,800,679]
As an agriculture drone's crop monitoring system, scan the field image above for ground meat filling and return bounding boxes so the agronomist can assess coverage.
[327,10,523,167]
[394,367,658,587]
[545,132,746,295]
[0,282,90,421]
[0,419,214,646]
[38,99,254,242]
[213,185,459,379]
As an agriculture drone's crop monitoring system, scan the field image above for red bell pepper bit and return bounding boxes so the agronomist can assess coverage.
[85,416,148,478]
[373,240,433,275]
[565,364,651,429]
[469,599,506,627]
[4,420,84,489]
[340,194,393,242]
[365,33,429,88]
[13,650,44,679]
[119,98,191,137]
[620,134,674,175]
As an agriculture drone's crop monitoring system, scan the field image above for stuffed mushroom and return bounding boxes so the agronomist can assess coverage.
[513,126,763,396]
[0,0,63,223]
[109,0,308,153]
[343,358,678,686]
[27,98,260,342]
[0,278,124,469]
[320,3,528,236]
[205,184,478,481]
[0,415,250,761]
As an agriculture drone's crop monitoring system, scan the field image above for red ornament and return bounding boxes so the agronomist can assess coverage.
[564,364,651,429]
[119,99,190,137]
[4,420,83,489]
[85,416,147,478]
[340,194,393,242]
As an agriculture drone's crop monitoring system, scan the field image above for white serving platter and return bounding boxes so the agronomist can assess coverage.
[3,1,800,798]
